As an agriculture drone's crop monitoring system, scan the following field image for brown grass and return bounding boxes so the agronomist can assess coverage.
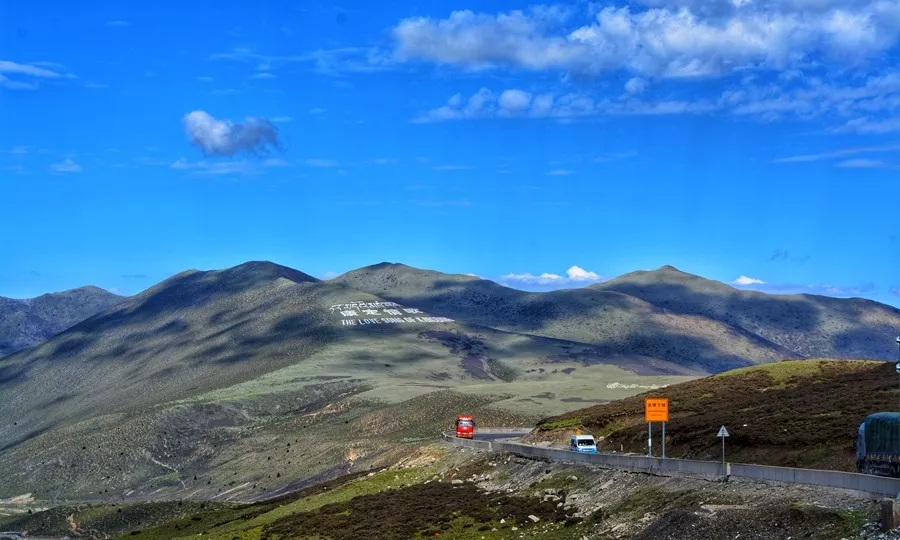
[535,360,894,470]
[262,481,574,539]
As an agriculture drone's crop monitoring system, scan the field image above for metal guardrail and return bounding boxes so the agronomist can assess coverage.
[442,431,900,498]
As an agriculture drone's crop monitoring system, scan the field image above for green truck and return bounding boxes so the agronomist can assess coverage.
[856,412,900,477]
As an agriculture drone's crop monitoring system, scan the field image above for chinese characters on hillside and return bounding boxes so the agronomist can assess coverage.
[329,301,454,326]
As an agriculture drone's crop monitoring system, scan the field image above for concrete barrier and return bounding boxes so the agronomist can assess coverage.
[730,463,900,497]
[443,430,900,498]
[494,441,727,481]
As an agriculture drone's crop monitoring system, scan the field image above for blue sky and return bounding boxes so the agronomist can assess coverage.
[1,0,898,308]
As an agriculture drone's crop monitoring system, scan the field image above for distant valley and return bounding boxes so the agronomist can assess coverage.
[0,260,898,503]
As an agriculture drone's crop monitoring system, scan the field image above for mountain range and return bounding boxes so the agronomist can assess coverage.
[0,286,125,357]
[0,260,898,502]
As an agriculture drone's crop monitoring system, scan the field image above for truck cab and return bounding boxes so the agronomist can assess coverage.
[570,434,598,454]
[455,415,475,439]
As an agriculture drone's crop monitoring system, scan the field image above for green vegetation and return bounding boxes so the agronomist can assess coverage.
[612,486,739,517]
[0,261,691,502]
[528,472,589,494]
[3,259,899,505]
[713,359,881,386]
[541,417,583,430]
[485,357,517,382]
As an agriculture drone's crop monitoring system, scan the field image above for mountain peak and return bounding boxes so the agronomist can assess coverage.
[224,261,318,283]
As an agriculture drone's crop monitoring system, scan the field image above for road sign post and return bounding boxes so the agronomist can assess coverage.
[717,425,729,480]
[645,398,669,458]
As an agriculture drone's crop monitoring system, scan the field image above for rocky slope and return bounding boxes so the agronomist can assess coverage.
[0,286,125,357]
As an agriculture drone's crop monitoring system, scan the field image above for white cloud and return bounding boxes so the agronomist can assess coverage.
[271,116,293,123]
[500,272,564,285]
[832,117,900,135]
[835,158,895,169]
[433,164,473,170]
[210,47,393,76]
[182,110,281,157]
[772,144,900,164]
[301,158,340,167]
[321,271,340,279]
[250,72,277,79]
[309,108,327,115]
[500,265,605,289]
[625,77,648,95]
[391,3,900,79]
[732,275,766,286]
[0,60,64,78]
[566,265,601,282]
[394,4,900,132]
[736,280,878,298]
[728,70,900,126]
[373,158,397,165]
[106,20,129,27]
[6,164,26,174]
[0,60,75,90]
[890,286,900,297]
[169,157,287,176]
[546,169,575,176]
[49,158,82,173]
[413,86,719,122]
[498,89,533,112]
[595,151,638,162]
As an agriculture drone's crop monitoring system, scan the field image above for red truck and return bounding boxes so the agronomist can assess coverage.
[455,415,475,439]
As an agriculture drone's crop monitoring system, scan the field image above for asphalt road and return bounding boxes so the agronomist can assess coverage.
[454,428,533,441]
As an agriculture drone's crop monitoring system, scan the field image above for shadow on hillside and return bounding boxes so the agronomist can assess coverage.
[834,326,900,359]
[598,281,823,333]
[386,281,772,374]
[73,264,315,338]
[0,362,30,385]
[395,278,900,362]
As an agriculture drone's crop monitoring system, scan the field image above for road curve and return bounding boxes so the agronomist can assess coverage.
[444,428,533,442]
[474,429,532,441]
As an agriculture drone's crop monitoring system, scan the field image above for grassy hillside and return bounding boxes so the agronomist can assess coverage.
[0,286,125,357]
[0,446,879,540]
[333,263,802,373]
[334,263,900,371]
[593,265,900,360]
[0,261,689,502]
[533,359,894,471]
[3,259,899,503]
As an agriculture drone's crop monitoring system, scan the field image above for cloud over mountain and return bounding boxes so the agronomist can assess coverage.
[500,265,605,288]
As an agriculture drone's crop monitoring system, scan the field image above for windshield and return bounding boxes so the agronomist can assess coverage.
[577,439,595,446]
[457,420,473,427]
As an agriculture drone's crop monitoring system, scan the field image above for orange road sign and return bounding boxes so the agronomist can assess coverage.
[645,398,669,422]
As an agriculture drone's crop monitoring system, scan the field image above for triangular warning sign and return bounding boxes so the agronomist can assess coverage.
[717,426,729,438]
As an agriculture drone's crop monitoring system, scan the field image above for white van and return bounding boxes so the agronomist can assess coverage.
[569,434,598,454]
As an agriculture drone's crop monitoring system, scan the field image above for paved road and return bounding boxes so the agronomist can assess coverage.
[447,428,533,442]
